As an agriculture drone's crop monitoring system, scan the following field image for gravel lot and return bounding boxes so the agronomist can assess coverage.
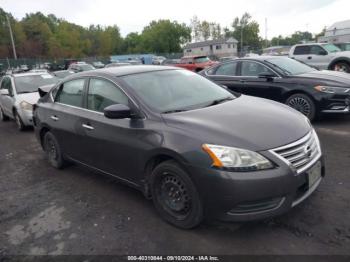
[0,115,350,256]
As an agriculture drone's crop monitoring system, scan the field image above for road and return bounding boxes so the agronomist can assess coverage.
[0,115,350,255]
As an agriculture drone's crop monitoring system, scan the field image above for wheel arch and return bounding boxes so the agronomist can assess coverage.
[328,57,350,70]
[39,125,51,148]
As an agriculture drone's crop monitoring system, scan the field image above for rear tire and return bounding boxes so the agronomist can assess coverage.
[286,93,316,121]
[0,107,9,121]
[150,160,203,229]
[43,132,67,169]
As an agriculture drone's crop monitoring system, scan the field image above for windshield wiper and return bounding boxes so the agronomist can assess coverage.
[162,109,189,114]
[18,91,36,94]
[205,97,234,107]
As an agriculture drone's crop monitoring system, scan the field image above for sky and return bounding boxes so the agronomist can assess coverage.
[1,0,350,39]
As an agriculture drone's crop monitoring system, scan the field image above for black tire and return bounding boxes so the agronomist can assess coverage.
[333,61,350,73]
[286,93,316,121]
[13,110,26,131]
[0,107,9,121]
[150,160,203,229]
[43,131,67,169]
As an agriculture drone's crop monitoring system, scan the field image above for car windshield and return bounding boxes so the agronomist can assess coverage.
[265,57,316,75]
[122,70,235,113]
[322,44,341,53]
[14,74,59,94]
[194,57,210,63]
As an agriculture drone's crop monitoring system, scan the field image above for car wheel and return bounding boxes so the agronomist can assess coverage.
[43,132,67,169]
[0,107,9,121]
[150,160,203,229]
[286,94,316,121]
[13,110,26,131]
[333,62,350,73]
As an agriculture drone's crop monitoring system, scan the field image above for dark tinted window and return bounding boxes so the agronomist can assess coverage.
[310,45,325,55]
[214,62,237,76]
[241,61,273,77]
[293,46,310,55]
[87,79,128,112]
[55,79,85,107]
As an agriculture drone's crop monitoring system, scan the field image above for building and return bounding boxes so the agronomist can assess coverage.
[318,20,350,43]
[183,38,238,58]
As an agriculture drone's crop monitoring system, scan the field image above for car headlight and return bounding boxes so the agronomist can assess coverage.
[19,101,33,111]
[202,144,274,171]
[314,85,349,94]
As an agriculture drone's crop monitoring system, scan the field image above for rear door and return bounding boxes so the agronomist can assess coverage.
[205,61,242,93]
[290,45,311,64]
[238,60,282,101]
[49,78,87,160]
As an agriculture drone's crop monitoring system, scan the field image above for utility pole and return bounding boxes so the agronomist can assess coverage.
[240,22,243,57]
[6,15,17,60]
[265,18,268,48]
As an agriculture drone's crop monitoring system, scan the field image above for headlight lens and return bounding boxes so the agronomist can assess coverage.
[19,101,33,111]
[202,144,274,171]
[314,85,349,94]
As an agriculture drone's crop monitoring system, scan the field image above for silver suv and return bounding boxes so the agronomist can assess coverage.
[289,43,350,72]
[0,72,59,130]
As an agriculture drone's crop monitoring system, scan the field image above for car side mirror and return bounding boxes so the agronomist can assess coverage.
[104,104,132,119]
[258,72,276,79]
[0,89,9,96]
[318,50,328,56]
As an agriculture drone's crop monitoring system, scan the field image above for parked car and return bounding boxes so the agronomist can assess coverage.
[105,62,131,68]
[92,61,105,68]
[289,43,350,72]
[0,72,59,130]
[68,63,95,73]
[33,66,324,228]
[161,59,180,65]
[175,56,218,72]
[334,42,350,52]
[52,70,75,79]
[201,56,350,120]
[152,56,166,65]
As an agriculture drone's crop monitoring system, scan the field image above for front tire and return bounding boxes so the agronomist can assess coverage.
[286,93,316,121]
[150,160,203,229]
[333,61,350,73]
[0,107,9,121]
[43,132,67,169]
[13,110,26,131]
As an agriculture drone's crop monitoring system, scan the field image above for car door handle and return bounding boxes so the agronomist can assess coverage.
[307,56,312,60]
[82,124,94,130]
[50,115,59,121]
[240,79,246,83]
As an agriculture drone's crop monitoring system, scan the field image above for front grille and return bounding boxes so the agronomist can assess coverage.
[270,130,322,174]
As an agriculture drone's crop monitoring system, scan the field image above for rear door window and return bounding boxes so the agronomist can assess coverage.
[55,79,85,107]
[214,62,238,76]
[241,61,273,77]
[293,46,311,55]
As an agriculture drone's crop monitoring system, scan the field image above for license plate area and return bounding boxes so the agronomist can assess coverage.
[307,161,322,188]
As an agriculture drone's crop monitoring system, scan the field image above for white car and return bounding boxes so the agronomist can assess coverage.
[289,43,350,72]
[0,72,59,130]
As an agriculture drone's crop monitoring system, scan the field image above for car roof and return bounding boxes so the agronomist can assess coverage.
[73,65,180,77]
[231,56,289,61]
[12,72,52,77]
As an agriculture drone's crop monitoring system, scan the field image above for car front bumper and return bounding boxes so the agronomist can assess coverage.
[187,156,325,222]
[320,94,350,114]
[17,107,34,126]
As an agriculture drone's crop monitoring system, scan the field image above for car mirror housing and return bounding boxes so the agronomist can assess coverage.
[0,89,9,96]
[104,104,132,119]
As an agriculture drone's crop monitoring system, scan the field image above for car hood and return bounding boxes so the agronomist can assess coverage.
[162,95,311,151]
[294,70,350,86]
[16,92,40,104]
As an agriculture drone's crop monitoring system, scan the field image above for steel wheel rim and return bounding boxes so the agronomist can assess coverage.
[287,97,311,116]
[156,172,191,219]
